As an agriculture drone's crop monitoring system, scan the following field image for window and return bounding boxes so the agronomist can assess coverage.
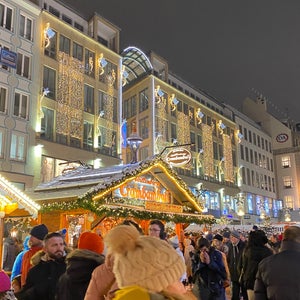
[190,132,196,151]
[85,48,95,77]
[10,133,26,161]
[83,121,93,150]
[139,117,149,139]
[0,4,13,31]
[49,6,60,17]
[139,88,148,112]
[0,86,7,113]
[281,156,291,168]
[99,60,117,88]
[19,14,33,41]
[43,66,56,99]
[62,14,72,25]
[41,107,54,141]
[44,29,57,58]
[250,149,253,163]
[123,95,136,118]
[245,147,249,161]
[284,196,294,209]
[253,132,256,145]
[73,42,83,61]
[283,176,292,188]
[59,35,70,54]
[171,123,177,141]
[240,144,244,160]
[84,85,94,113]
[0,129,3,157]
[98,91,117,122]
[16,53,30,79]
[74,22,83,32]
[14,92,28,119]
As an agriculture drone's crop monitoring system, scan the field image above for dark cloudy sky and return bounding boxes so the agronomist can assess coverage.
[61,0,300,122]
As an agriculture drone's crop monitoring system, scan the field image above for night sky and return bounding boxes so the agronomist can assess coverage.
[60,0,300,123]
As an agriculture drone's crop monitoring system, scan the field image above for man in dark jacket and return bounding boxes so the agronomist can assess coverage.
[254,226,300,300]
[227,230,247,300]
[15,232,66,300]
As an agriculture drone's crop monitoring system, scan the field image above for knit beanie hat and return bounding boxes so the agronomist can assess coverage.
[30,224,48,240]
[104,225,185,293]
[78,232,104,254]
[0,270,11,292]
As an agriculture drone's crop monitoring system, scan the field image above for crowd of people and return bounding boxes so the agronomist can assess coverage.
[0,220,300,300]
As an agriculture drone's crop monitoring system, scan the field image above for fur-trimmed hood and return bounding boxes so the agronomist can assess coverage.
[66,248,104,265]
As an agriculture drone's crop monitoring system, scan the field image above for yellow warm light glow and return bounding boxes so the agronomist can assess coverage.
[202,124,214,177]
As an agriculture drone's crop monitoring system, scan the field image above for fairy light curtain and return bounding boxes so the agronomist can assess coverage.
[177,111,190,145]
[202,123,214,177]
[156,97,167,141]
[56,51,84,139]
[223,134,234,182]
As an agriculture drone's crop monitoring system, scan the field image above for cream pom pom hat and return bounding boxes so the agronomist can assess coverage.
[104,225,185,293]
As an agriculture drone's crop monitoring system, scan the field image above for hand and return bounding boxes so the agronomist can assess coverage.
[200,250,210,264]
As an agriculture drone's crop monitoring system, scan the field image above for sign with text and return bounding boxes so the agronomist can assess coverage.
[145,201,183,213]
[165,148,192,167]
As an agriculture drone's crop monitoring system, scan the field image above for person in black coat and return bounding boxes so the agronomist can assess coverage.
[227,231,247,300]
[56,231,105,300]
[15,232,66,300]
[241,230,273,300]
[254,226,300,300]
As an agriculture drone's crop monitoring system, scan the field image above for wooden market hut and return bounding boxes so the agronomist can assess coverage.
[31,156,215,245]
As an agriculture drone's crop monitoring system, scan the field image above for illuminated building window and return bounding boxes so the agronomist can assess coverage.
[139,117,149,139]
[284,195,294,209]
[41,107,54,141]
[19,14,32,41]
[73,42,83,61]
[85,48,95,77]
[281,156,291,168]
[59,35,70,55]
[0,86,7,113]
[44,29,57,59]
[43,66,56,99]
[0,4,13,31]
[139,88,148,112]
[16,52,30,79]
[283,176,292,188]
[98,60,117,88]
[83,121,93,150]
[14,92,28,119]
[123,95,137,118]
[84,84,94,114]
[10,133,26,161]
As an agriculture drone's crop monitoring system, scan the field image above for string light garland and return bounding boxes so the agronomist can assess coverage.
[202,123,214,177]
[223,134,234,182]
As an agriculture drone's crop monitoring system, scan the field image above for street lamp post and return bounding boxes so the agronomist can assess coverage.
[127,122,143,164]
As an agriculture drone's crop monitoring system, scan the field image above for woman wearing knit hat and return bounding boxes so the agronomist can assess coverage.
[0,270,17,300]
[104,225,196,300]
[56,232,105,300]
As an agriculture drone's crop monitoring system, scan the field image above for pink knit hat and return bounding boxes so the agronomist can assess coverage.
[0,270,11,292]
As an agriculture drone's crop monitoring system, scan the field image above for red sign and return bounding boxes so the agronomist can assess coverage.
[276,133,288,143]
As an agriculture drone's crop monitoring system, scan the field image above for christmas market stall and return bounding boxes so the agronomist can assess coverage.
[32,155,215,246]
[0,174,40,268]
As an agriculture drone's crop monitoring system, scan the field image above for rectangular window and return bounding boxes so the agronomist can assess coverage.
[62,14,72,25]
[0,86,7,113]
[139,117,149,139]
[0,4,13,31]
[240,144,244,160]
[14,92,28,119]
[41,107,54,141]
[43,66,56,99]
[85,48,95,77]
[250,149,253,163]
[72,42,83,61]
[59,35,70,54]
[123,95,137,118]
[139,88,148,112]
[253,132,256,145]
[19,14,33,41]
[83,121,93,150]
[283,176,292,188]
[44,29,57,58]
[16,53,30,79]
[284,196,294,209]
[0,129,3,157]
[74,22,83,32]
[281,156,291,168]
[84,84,94,113]
[190,132,196,151]
[10,133,26,161]
[49,6,60,17]
[171,123,177,141]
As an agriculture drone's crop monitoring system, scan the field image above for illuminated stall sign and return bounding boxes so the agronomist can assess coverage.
[165,148,191,167]
[145,201,183,213]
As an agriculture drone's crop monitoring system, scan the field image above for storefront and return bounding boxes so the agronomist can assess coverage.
[32,156,215,246]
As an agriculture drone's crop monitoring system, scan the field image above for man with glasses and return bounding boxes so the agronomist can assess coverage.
[148,219,166,240]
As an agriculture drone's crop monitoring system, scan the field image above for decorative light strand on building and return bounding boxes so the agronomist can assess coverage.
[177,112,190,145]
[223,134,234,182]
[202,124,214,177]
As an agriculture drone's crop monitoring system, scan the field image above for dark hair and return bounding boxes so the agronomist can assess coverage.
[122,220,143,234]
[247,230,268,247]
[44,232,64,243]
[197,237,210,249]
[149,219,165,239]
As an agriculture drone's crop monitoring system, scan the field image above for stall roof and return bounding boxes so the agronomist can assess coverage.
[34,156,203,212]
[0,174,40,218]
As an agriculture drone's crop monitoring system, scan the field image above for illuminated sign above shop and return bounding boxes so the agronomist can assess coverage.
[165,148,192,167]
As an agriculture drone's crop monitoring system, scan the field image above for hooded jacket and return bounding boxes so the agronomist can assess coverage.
[56,248,104,300]
[11,236,30,281]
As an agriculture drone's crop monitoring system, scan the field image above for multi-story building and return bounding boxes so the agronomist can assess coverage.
[0,0,40,190]
[224,104,279,224]
[243,96,300,222]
